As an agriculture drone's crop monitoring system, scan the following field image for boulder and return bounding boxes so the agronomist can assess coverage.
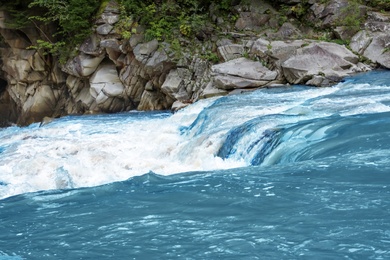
[211,57,278,89]
[218,44,244,62]
[200,81,228,98]
[144,50,172,76]
[351,30,390,68]
[79,35,103,56]
[251,38,310,71]
[365,21,390,33]
[308,0,349,28]
[235,12,270,31]
[212,57,277,80]
[138,90,172,111]
[161,69,190,101]
[133,40,159,64]
[214,75,271,90]
[361,33,390,68]
[90,61,124,100]
[101,12,120,25]
[96,24,114,35]
[21,84,56,124]
[270,23,302,40]
[63,53,105,77]
[367,11,390,22]
[350,30,372,54]
[281,42,359,85]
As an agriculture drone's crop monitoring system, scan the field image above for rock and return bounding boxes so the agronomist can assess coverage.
[211,56,279,90]
[96,24,114,35]
[0,28,32,49]
[101,13,120,25]
[272,23,302,40]
[334,26,359,41]
[351,30,390,68]
[365,21,390,33]
[200,81,228,98]
[216,38,234,47]
[281,42,358,85]
[144,50,172,76]
[306,75,329,87]
[133,40,159,64]
[367,11,390,22]
[171,100,189,111]
[63,53,105,77]
[138,90,172,110]
[235,12,270,31]
[80,35,103,56]
[161,69,190,101]
[309,0,349,28]
[315,42,359,64]
[28,51,46,71]
[0,10,8,29]
[49,61,66,85]
[90,61,124,99]
[214,75,270,90]
[21,85,56,125]
[251,39,311,73]
[361,33,390,68]
[0,91,17,127]
[128,34,145,50]
[212,57,277,81]
[100,39,121,51]
[39,116,54,127]
[218,44,244,62]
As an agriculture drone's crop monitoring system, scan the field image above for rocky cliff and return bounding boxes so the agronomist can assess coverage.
[0,0,389,126]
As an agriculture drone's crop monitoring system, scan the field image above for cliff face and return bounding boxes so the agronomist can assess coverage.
[1,0,390,126]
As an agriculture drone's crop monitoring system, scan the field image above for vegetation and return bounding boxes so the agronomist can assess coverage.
[368,0,390,11]
[0,0,101,63]
[1,0,389,64]
[335,0,364,36]
[120,0,234,41]
[0,0,236,63]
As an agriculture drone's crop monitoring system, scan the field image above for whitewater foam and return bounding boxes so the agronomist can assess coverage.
[1,72,390,199]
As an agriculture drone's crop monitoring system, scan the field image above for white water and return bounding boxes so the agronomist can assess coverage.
[1,74,390,199]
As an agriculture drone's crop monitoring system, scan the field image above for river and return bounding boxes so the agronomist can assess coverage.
[0,71,390,259]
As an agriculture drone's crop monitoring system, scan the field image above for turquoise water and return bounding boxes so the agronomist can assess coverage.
[1,71,390,259]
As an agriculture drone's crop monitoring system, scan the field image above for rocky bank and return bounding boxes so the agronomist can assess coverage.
[1,0,390,126]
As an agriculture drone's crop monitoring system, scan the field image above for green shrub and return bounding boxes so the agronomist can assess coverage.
[336,0,364,34]
[369,0,390,11]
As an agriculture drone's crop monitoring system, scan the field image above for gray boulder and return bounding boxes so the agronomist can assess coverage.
[211,57,278,89]
[88,61,125,113]
[351,30,390,68]
[281,42,359,86]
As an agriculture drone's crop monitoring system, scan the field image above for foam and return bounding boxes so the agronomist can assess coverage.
[1,74,390,199]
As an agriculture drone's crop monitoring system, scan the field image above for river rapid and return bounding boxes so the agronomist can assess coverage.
[1,71,390,259]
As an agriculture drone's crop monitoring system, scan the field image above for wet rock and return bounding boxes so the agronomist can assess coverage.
[21,85,57,125]
[200,81,228,99]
